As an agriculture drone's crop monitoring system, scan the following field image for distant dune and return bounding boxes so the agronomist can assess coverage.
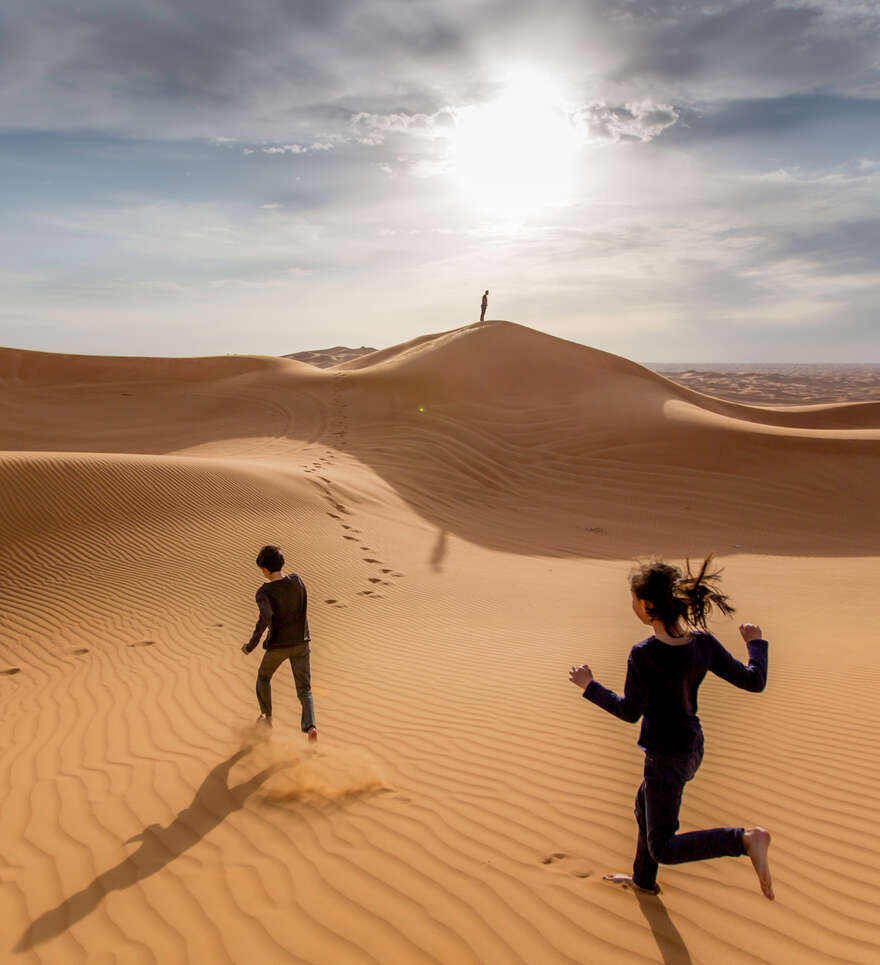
[2,321,879,964]
[285,345,377,368]
[652,362,880,405]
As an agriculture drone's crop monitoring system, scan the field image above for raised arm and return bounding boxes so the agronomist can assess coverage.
[242,589,272,654]
[708,624,768,692]
[574,653,647,724]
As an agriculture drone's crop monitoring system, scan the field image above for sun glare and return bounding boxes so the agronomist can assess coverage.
[450,72,581,218]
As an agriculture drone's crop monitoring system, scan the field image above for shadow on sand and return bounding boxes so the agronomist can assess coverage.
[15,745,281,953]
[429,528,448,572]
[635,890,694,965]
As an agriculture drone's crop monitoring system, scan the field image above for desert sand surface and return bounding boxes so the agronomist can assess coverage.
[2,320,880,964]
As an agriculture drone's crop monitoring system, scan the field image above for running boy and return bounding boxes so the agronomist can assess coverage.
[242,545,317,741]
[569,556,773,899]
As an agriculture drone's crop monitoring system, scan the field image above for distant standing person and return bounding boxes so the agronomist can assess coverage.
[480,289,489,322]
[569,556,773,899]
[241,544,317,741]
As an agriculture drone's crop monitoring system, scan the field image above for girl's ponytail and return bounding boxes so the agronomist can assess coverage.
[673,555,735,629]
[631,554,734,635]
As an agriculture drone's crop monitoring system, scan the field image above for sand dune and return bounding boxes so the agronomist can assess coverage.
[2,321,879,963]
[286,346,378,368]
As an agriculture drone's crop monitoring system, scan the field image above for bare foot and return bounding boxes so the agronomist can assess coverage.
[307,726,318,743]
[602,874,660,896]
[257,715,272,727]
[743,827,774,900]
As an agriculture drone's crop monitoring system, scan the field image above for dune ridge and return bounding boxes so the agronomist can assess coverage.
[2,321,879,963]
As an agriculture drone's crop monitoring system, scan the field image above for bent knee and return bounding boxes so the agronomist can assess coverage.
[647,836,674,864]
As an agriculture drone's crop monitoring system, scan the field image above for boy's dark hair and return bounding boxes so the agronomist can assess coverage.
[630,555,734,635]
[256,545,284,572]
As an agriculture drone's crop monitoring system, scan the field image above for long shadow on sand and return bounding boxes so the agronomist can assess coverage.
[14,745,281,953]
[635,890,694,965]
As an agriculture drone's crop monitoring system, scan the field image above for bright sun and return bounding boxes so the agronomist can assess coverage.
[450,73,581,217]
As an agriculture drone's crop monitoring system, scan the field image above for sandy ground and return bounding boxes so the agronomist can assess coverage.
[2,321,879,964]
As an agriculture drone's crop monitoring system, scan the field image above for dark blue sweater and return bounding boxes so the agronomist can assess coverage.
[244,573,310,654]
[584,632,768,755]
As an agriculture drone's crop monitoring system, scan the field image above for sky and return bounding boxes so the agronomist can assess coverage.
[1,0,879,362]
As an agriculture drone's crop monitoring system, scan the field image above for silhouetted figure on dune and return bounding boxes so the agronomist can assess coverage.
[480,290,489,322]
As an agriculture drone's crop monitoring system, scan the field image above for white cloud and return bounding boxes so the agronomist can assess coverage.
[262,144,307,154]
[351,108,457,145]
[572,101,680,143]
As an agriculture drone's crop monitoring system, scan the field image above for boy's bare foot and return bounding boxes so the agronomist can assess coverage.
[307,726,318,742]
[742,827,774,900]
[257,715,272,727]
[602,874,660,895]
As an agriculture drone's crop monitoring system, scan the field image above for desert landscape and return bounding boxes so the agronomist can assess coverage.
[1,320,879,964]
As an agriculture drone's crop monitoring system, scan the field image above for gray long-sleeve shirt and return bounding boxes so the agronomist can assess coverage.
[584,632,768,754]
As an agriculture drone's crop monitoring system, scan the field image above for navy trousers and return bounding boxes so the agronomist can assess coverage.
[632,743,745,891]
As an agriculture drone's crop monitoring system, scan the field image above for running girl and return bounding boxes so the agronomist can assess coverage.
[569,556,773,899]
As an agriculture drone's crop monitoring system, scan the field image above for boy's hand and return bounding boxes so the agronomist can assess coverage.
[241,643,251,654]
[569,664,594,689]
[739,623,763,643]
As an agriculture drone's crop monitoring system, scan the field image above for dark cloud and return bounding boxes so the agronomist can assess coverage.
[1,1,877,140]
[746,217,880,276]
[674,94,880,139]
[606,0,880,94]
[0,1,470,137]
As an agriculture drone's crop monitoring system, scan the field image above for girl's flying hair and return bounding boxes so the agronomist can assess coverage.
[630,555,734,636]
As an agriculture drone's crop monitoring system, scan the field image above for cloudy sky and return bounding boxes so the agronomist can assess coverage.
[2,0,879,361]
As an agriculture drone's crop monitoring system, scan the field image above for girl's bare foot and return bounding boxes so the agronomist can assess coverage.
[742,827,774,900]
[257,715,272,727]
[307,726,318,742]
[602,874,660,895]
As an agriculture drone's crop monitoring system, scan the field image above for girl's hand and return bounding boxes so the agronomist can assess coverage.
[569,664,594,689]
[739,623,763,643]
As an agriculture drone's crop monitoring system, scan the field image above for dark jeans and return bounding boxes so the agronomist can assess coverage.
[256,646,316,732]
[632,743,745,891]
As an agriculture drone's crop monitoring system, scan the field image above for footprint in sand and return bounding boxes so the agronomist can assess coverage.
[0,667,21,676]
[542,853,567,864]
[72,648,89,655]
[541,853,593,878]
[128,640,156,648]
[327,513,341,520]
[343,535,358,541]
[363,558,382,564]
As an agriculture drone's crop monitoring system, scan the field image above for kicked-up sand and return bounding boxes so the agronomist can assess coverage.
[1,320,879,964]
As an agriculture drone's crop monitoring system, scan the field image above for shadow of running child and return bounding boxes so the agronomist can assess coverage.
[15,744,283,952]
